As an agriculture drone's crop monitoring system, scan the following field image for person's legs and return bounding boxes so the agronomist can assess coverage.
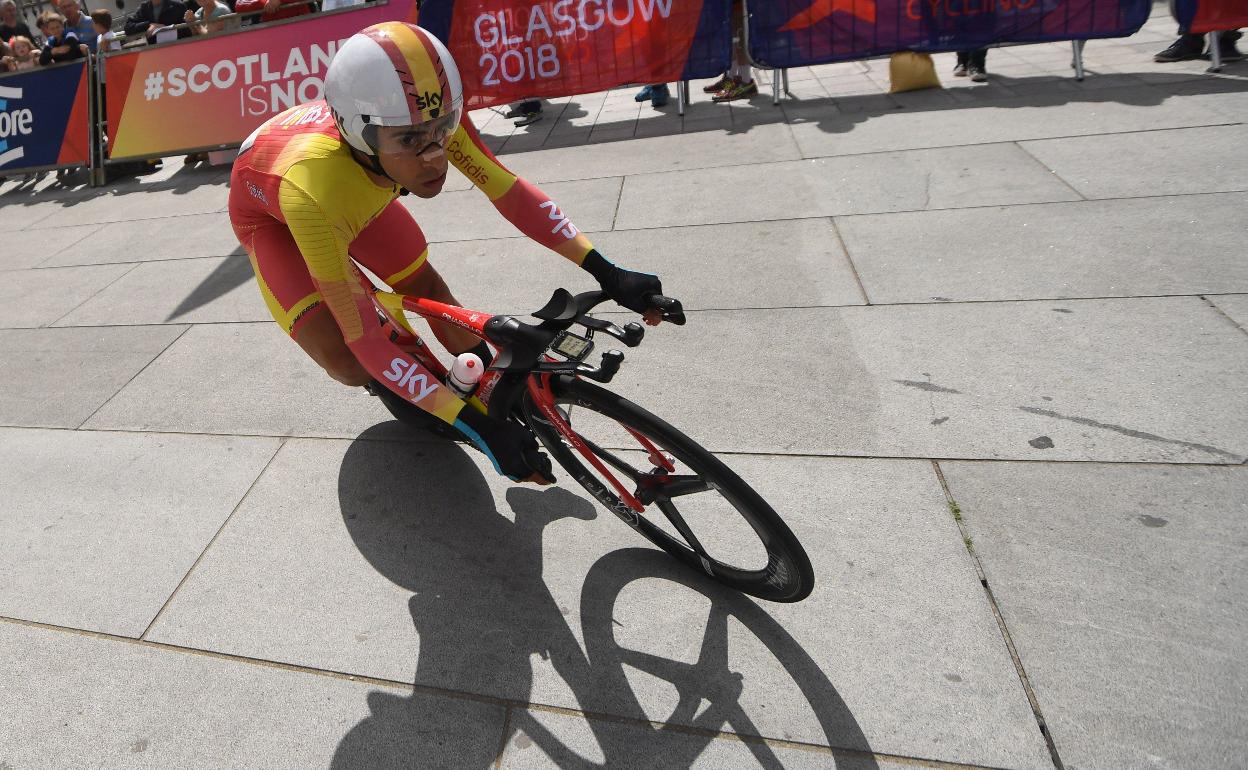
[348,200,479,355]
[1155,30,1205,61]
[954,50,970,76]
[969,48,988,81]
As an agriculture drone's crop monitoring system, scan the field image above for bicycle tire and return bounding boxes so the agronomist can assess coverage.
[523,375,815,603]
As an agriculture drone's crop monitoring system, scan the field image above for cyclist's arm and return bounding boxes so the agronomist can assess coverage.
[448,114,598,266]
[276,171,467,428]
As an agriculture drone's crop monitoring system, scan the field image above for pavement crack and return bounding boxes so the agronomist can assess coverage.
[1018,406,1242,462]
[895,379,962,394]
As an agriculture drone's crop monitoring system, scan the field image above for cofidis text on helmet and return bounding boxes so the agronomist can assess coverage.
[472,0,673,86]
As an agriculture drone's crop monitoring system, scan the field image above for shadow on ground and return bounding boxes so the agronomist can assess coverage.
[331,427,874,769]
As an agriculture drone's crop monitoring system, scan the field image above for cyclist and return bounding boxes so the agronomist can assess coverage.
[228,21,670,485]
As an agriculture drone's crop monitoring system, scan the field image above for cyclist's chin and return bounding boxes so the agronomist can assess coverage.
[408,171,447,198]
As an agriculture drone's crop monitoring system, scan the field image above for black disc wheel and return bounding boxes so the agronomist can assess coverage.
[523,375,814,602]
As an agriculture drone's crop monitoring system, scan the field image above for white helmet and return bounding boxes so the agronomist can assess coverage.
[325,22,464,156]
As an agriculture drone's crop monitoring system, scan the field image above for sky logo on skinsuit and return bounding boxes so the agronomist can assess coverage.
[0,85,33,168]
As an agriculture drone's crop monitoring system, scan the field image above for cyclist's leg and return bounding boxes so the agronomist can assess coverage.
[349,200,479,355]
[235,219,370,386]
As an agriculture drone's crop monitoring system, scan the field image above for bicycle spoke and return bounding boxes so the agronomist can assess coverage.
[656,498,712,560]
[580,436,646,483]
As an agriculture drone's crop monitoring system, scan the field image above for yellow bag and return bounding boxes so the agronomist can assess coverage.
[888,52,942,93]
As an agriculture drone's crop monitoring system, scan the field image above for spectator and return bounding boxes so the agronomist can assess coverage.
[633,84,669,107]
[704,0,756,103]
[37,11,87,65]
[2,33,37,70]
[954,47,989,82]
[233,0,312,24]
[124,0,191,43]
[184,0,229,35]
[1155,29,1243,62]
[56,0,95,52]
[504,99,542,127]
[91,9,116,51]
[0,0,33,44]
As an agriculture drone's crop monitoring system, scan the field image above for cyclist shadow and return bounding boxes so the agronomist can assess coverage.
[332,426,875,769]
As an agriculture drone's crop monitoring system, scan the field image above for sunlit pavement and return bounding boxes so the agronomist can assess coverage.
[2,8,1246,768]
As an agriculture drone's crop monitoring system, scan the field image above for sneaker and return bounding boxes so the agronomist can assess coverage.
[504,100,541,119]
[702,74,731,93]
[1154,35,1205,62]
[953,63,968,77]
[513,112,542,128]
[969,66,988,82]
[712,79,758,103]
[634,85,654,102]
[649,84,670,108]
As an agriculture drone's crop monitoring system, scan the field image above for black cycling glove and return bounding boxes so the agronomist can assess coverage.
[582,249,662,315]
[456,408,554,483]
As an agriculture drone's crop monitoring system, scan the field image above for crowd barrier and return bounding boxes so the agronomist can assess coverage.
[417,0,733,110]
[1173,0,1248,34]
[8,0,1237,182]
[748,0,1151,68]
[0,59,93,176]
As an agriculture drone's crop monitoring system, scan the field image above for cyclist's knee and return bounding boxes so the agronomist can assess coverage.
[393,264,449,300]
[293,310,370,387]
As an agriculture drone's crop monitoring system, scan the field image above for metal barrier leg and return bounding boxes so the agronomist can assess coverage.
[1071,39,1086,81]
[782,68,791,97]
[1208,31,1223,73]
[677,79,686,116]
[772,68,780,105]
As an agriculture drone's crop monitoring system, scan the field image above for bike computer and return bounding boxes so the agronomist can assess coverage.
[550,330,593,361]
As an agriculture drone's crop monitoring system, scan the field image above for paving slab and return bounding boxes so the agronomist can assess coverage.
[497,123,802,184]
[784,86,1233,158]
[54,255,271,327]
[613,144,1081,230]
[0,324,187,428]
[594,297,1248,462]
[0,223,100,270]
[145,437,1049,768]
[836,193,1248,302]
[39,211,243,267]
[939,462,1248,770]
[0,621,506,769]
[0,262,134,328]
[0,428,279,636]
[1208,294,1248,332]
[22,180,231,229]
[430,219,865,316]
[1020,124,1248,199]
[499,708,914,769]
[83,322,393,438]
[403,176,623,243]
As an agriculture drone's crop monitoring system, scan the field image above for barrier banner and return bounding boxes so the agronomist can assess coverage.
[749,0,1151,67]
[1173,0,1248,34]
[418,0,732,109]
[0,61,91,173]
[105,0,415,160]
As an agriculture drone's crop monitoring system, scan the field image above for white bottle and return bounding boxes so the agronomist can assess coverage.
[446,352,484,398]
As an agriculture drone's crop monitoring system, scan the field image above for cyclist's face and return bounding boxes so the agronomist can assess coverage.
[373,109,460,198]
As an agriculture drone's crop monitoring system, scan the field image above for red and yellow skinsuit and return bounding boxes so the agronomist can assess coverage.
[228,100,597,427]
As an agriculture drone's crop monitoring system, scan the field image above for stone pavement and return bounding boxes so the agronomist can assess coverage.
[2,8,1246,769]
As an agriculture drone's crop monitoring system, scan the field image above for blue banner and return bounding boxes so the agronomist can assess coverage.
[0,61,91,172]
[749,0,1152,68]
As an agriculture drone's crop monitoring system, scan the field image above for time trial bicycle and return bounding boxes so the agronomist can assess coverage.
[364,279,815,603]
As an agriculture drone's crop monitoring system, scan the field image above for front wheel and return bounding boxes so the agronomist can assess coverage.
[523,375,814,603]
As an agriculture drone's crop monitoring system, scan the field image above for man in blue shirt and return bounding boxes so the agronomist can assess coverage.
[56,0,95,51]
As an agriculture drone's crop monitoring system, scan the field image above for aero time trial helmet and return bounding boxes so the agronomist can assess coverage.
[324,22,464,159]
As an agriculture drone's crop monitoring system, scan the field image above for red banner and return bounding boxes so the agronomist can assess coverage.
[418,0,732,110]
[104,0,415,160]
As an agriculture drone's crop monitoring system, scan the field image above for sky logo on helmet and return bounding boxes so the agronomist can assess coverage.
[414,91,443,111]
[0,85,33,169]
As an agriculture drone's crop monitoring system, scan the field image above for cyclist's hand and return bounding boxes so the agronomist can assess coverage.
[459,411,555,485]
[582,249,665,319]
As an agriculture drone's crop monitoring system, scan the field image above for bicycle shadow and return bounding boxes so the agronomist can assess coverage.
[331,426,875,768]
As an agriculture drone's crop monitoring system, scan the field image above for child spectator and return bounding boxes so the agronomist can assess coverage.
[0,0,33,45]
[37,11,87,65]
[184,0,230,35]
[92,9,117,52]
[1,34,36,70]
